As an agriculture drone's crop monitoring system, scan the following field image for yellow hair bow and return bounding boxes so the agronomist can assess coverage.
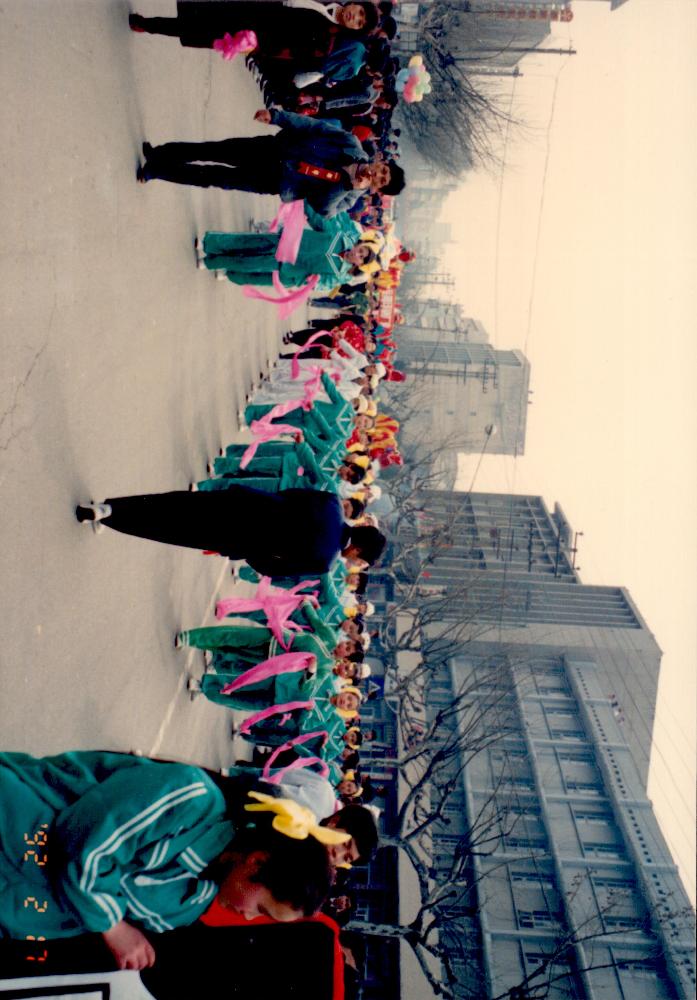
[244,792,350,846]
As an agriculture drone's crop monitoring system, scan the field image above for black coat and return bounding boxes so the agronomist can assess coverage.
[102,486,350,576]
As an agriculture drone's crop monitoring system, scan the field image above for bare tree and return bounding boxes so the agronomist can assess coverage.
[395,3,524,176]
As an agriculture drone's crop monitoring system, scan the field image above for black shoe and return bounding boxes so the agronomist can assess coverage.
[75,504,95,523]
[136,163,150,184]
[142,141,153,161]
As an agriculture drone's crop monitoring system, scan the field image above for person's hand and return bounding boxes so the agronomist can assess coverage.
[254,110,272,124]
[102,920,156,970]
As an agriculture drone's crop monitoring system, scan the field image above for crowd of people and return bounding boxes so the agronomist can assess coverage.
[4,2,417,995]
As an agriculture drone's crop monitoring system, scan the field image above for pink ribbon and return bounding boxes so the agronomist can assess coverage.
[243,273,320,320]
[216,578,320,649]
[239,386,324,469]
[219,651,316,696]
[269,200,307,265]
[212,30,258,61]
[262,731,331,782]
[290,332,333,379]
[239,700,315,735]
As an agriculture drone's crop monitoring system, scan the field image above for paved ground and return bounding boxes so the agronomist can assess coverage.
[0,0,288,769]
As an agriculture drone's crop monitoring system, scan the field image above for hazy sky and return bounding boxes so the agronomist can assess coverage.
[445,0,696,900]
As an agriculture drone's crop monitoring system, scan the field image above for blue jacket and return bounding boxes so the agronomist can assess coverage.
[269,109,368,217]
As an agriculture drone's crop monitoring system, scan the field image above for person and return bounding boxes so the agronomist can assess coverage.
[75,486,386,576]
[197,207,372,289]
[0,751,337,970]
[138,109,404,216]
[129,1,380,58]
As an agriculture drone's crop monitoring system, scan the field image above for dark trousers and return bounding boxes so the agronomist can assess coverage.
[287,328,334,347]
[144,137,282,192]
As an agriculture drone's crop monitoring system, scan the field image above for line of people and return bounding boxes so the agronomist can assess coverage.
[4,2,415,991]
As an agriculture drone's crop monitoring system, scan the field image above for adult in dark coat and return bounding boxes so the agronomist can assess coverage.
[139,109,403,217]
[129,1,378,62]
[75,486,385,576]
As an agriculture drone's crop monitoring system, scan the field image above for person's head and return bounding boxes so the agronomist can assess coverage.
[354,160,394,195]
[333,637,359,659]
[334,657,359,680]
[326,892,354,916]
[337,776,362,800]
[341,750,361,768]
[343,726,363,747]
[337,1,379,32]
[380,160,405,196]
[322,805,379,865]
[338,462,366,485]
[332,687,362,715]
[343,525,386,566]
[354,414,374,433]
[212,815,333,920]
[344,243,377,268]
[342,497,366,521]
[346,570,369,593]
[340,617,364,640]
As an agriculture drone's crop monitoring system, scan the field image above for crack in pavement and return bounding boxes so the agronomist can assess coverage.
[0,340,49,452]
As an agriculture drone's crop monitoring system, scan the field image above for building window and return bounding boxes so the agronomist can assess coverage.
[592,876,636,891]
[505,836,547,852]
[604,915,645,931]
[518,909,560,929]
[573,810,614,826]
[511,872,556,889]
[582,843,626,860]
[551,729,586,742]
[565,781,603,796]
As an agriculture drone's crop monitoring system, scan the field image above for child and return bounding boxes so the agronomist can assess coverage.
[0,751,337,970]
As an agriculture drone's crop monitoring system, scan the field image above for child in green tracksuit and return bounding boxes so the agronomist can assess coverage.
[0,751,333,968]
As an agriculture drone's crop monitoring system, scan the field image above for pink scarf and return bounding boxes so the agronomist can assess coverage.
[219,650,316,697]
[269,200,307,265]
[262,731,331,782]
[216,577,319,650]
[243,273,320,320]
[238,700,315,736]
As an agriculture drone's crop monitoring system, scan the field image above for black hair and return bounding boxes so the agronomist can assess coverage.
[322,804,378,863]
[346,649,365,663]
[202,809,333,916]
[348,525,386,565]
[344,729,363,746]
[352,1,380,32]
[342,751,361,771]
[346,497,366,519]
[343,463,366,485]
[380,160,405,196]
[380,15,397,38]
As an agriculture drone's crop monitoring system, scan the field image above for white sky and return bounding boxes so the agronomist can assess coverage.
[445,0,696,901]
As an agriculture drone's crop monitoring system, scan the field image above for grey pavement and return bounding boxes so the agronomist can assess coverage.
[0,0,289,770]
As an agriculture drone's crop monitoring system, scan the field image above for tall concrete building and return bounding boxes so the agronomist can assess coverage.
[412,645,695,1000]
[397,490,662,786]
[393,335,531,456]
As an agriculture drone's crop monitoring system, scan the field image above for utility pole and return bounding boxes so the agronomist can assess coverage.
[458,45,576,57]
[467,65,524,77]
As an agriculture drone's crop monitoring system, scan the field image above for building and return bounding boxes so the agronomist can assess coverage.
[349,492,694,1000]
[396,490,662,786]
[414,644,696,1000]
[392,336,531,456]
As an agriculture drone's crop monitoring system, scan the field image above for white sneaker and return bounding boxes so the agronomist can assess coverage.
[174,633,186,649]
[188,482,199,492]
[76,502,112,524]
[215,270,226,281]
[197,259,206,270]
